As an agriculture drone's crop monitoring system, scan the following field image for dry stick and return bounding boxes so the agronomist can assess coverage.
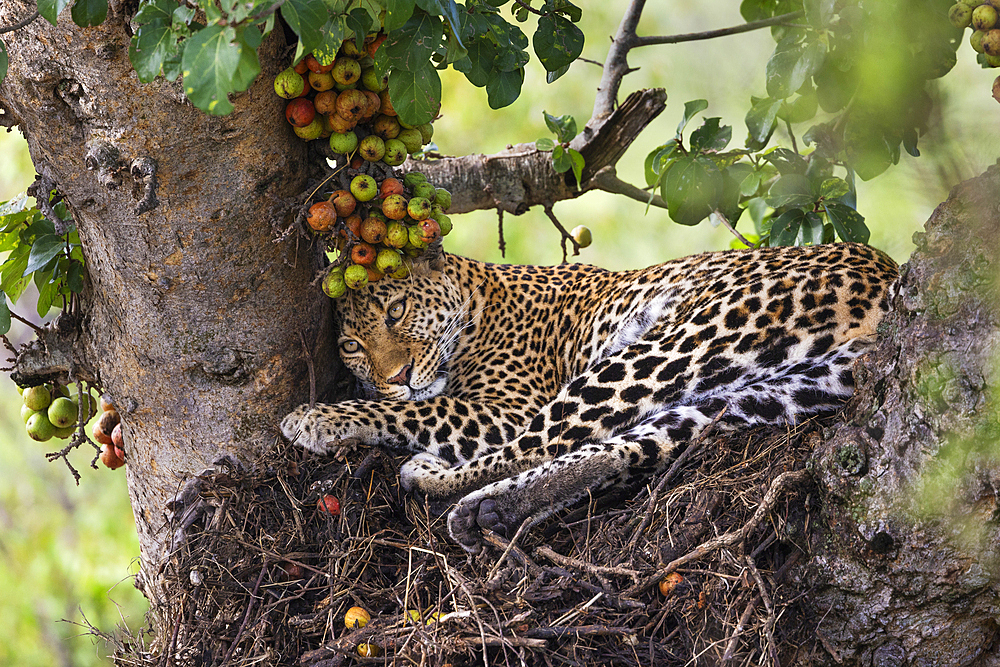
[720,594,760,664]
[627,406,728,552]
[746,556,780,667]
[626,469,810,596]
[10,310,44,334]
[219,563,269,667]
[534,545,642,582]
[483,525,542,578]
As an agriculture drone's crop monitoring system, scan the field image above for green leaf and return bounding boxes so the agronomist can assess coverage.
[385,10,442,71]
[764,174,814,208]
[71,0,108,27]
[543,111,576,143]
[134,0,174,23]
[567,148,584,188]
[738,169,762,197]
[766,38,826,99]
[486,68,522,109]
[25,235,66,275]
[38,0,73,25]
[804,0,835,28]
[312,15,348,66]
[644,140,679,187]
[689,117,732,152]
[281,0,329,54]
[824,202,870,244]
[552,144,570,172]
[545,63,570,83]
[536,137,555,151]
[533,14,584,72]
[745,97,782,149]
[0,247,30,304]
[66,261,84,294]
[761,147,807,175]
[36,274,59,318]
[800,211,824,245]
[415,0,463,45]
[0,294,9,335]
[818,177,850,200]
[231,27,261,92]
[677,99,708,138]
[0,192,31,217]
[384,0,416,31]
[388,65,442,125]
[770,208,805,246]
[129,20,177,82]
[661,156,722,226]
[181,24,242,115]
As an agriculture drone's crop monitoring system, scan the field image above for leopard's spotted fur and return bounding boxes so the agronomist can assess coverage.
[282,243,898,552]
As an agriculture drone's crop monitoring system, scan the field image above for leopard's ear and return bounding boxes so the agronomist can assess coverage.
[409,240,447,276]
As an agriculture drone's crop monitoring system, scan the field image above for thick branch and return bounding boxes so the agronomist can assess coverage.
[407,88,666,215]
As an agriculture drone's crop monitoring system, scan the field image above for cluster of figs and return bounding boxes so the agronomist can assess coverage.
[273,33,454,297]
[19,383,125,469]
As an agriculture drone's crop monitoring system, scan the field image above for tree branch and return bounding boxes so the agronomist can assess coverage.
[586,166,667,210]
[632,11,806,47]
[0,10,39,35]
[591,0,647,121]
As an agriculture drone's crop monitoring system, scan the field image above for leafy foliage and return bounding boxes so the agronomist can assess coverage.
[536,111,584,188]
[0,193,85,334]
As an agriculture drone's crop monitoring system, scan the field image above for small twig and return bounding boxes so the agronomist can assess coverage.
[219,562,269,667]
[483,523,539,579]
[9,310,44,334]
[542,204,579,262]
[631,11,806,47]
[0,9,40,34]
[627,469,810,596]
[534,545,641,582]
[627,406,727,551]
[510,0,543,16]
[785,119,798,154]
[712,209,757,248]
[721,594,760,664]
[747,556,780,666]
[586,166,668,209]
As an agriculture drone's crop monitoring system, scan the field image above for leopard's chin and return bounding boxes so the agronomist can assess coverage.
[408,376,448,401]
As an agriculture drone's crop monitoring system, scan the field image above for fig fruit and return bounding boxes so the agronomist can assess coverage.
[375,248,403,275]
[285,98,316,127]
[381,194,408,220]
[950,2,974,28]
[407,196,432,221]
[351,242,377,266]
[317,494,341,515]
[382,138,407,166]
[433,188,452,210]
[984,28,1000,56]
[322,267,347,298]
[378,88,396,116]
[361,67,387,92]
[412,182,436,200]
[360,216,387,244]
[111,422,124,450]
[571,225,593,248]
[973,3,998,30]
[359,134,385,162]
[330,190,358,217]
[335,89,368,123]
[380,177,404,198]
[396,128,423,154]
[313,90,338,114]
[47,396,78,429]
[331,57,362,86]
[304,54,333,73]
[351,174,378,202]
[345,606,371,629]
[23,385,52,412]
[373,114,401,139]
[307,70,335,92]
[329,130,359,155]
[417,218,441,244]
[385,221,409,248]
[26,412,56,441]
[293,117,324,140]
[402,172,426,188]
[274,67,305,98]
[100,444,125,469]
[344,263,369,290]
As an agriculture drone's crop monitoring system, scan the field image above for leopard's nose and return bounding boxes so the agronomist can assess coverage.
[387,362,413,386]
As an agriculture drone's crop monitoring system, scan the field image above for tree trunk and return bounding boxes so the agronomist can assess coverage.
[807,162,1000,665]
[0,0,334,638]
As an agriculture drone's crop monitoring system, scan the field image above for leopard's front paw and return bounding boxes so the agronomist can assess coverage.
[280,404,341,454]
[399,452,451,494]
[448,495,512,554]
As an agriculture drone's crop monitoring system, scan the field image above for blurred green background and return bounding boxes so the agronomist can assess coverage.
[1,2,997,664]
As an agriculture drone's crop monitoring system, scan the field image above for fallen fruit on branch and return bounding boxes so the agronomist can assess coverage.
[317,494,341,515]
[345,606,371,629]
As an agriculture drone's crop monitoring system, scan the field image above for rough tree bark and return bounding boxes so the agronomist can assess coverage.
[807,163,1000,665]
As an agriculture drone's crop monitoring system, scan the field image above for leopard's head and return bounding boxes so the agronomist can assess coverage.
[333,247,464,400]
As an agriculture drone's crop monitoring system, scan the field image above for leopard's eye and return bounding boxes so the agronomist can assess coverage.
[387,300,406,321]
[340,340,360,354]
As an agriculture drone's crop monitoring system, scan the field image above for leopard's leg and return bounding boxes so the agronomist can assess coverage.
[280,397,519,464]
[441,349,868,552]
[401,335,871,504]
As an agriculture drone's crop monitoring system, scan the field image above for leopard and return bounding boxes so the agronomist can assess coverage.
[281,242,898,553]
